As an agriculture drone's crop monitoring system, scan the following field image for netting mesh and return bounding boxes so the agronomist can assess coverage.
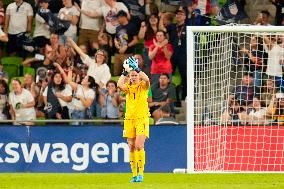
[192,30,284,172]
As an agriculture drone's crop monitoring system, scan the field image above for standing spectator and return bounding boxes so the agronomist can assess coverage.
[43,33,67,67]
[58,0,80,45]
[33,0,51,52]
[141,0,159,20]
[114,10,138,76]
[4,0,33,56]
[240,36,268,87]
[9,78,36,125]
[76,0,104,51]
[43,72,72,119]
[138,13,159,68]
[149,74,176,122]
[120,0,144,27]
[166,8,187,100]
[0,0,5,58]
[89,0,129,38]
[148,30,173,85]
[0,80,9,121]
[68,37,111,89]
[263,34,284,91]
[253,10,272,26]
[99,80,120,119]
[270,0,284,26]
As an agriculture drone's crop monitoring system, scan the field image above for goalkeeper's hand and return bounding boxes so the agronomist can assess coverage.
[128,56,141,73]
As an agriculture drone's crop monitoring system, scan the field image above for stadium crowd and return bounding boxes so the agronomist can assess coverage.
[0,0,282,125]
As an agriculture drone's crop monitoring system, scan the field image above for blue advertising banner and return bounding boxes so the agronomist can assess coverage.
[0,125,186,173]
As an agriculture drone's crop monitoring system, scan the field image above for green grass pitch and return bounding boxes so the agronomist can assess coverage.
[0,173,284,189]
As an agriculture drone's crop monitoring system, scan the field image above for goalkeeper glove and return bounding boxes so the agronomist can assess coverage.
[127,56,139,70]
[135,67,141,73]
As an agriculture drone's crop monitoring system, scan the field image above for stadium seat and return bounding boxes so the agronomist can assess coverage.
[3,64,20,82]
[1,56,23,66]
[172,69,182,87]
[111,76,119,83]
[149,117,154,125]
[9,77,24,91]
[23,66,35,78]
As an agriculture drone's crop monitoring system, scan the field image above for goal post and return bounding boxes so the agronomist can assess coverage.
[187,26,284,173]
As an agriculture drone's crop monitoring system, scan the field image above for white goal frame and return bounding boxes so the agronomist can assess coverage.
[187,25,284,173]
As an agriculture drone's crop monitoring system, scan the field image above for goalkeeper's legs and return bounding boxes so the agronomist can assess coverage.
[135,135,146,182]
[127,138,137,182]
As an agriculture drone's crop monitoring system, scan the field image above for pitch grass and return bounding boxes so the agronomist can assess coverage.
[0,173,284,189]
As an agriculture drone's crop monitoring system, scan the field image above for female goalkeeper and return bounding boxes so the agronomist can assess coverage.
[117,56,150,183]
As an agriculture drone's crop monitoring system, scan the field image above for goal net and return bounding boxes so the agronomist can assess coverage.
[187,25,284,172]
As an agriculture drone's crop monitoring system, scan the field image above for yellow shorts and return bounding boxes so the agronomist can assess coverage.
[123,117,149,138]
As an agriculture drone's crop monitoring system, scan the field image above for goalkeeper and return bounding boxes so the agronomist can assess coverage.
[118,56,150,183]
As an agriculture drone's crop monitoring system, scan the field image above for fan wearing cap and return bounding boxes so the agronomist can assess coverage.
[117,56,150,183]
[114,10,138,76]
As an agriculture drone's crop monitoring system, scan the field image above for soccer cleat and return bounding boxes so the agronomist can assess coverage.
[136,174,144,182]
[130,176,137,183]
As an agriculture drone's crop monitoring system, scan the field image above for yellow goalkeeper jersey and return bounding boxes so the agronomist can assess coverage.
[124,81,150,119]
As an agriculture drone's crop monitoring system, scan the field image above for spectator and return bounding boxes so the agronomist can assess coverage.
[4,0,33,56]
[160,0,180,13]
[138,13,159,68]
[92,0,129,36]
[44,33,67,67]
[141,0,159,20]
[43,71,72,119]
[114,10,138,76]
[91,32,112,67]
[166,8,187,100]
[260,78,277,107]
[134,54,150,77]
[220,97,245,125]
[58,0,80,45]
[76,0,103,52]
[54,63,96,123]
[9,78,36,125]
[186,2,203,26]
[33,0,51,52]
[120,0,144,28]
[253,10,272,26]
[47,0,63,14]
[99,80,120,119]
[238,97,272,125]
[148,30,173,85]
[23,73,40,99]
[267,93,284,125]
[0,62,8,83]
[0,0,5,58]
[263,34,284,91]
[0,79,10,120]
[231,72,260,108]
[155,104,179,125]
[270,0,284,26]
[149,74,176,122]
[240,36,268,87]
[68,37,111,89]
